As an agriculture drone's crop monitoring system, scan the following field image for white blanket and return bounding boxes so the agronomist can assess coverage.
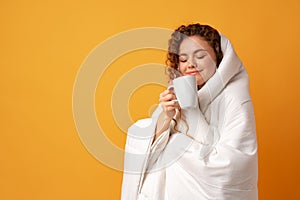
[121,34,258,200]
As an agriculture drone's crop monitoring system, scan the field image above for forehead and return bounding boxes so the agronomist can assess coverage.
[179,36,211,54]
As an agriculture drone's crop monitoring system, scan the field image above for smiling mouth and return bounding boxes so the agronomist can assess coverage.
[187,70,201,75]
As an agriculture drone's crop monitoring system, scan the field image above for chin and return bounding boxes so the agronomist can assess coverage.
[196,76,204,86]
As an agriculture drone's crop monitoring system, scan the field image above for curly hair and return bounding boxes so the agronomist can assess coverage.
[166,23,223,80]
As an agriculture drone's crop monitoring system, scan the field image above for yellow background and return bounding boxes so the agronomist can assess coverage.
[1,0,300,199]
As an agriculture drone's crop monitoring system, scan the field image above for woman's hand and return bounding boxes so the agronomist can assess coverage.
[159,87,179,119]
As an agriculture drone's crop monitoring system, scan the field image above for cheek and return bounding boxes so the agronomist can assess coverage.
[202,65,217,81]
[178,63,186,74]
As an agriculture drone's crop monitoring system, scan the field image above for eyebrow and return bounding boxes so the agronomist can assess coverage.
[179,49,207,56]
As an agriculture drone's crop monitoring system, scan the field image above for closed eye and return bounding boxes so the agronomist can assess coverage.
[179,55,188,63]
[196,55,205,59]
[195,49,207,59]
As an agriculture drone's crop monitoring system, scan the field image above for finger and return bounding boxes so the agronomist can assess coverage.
[159,90,168,99]
[172,100,180,109]
[160,94,176,102]
[162,100,179,109]
[167,85,174,91]
[161,88,175,96]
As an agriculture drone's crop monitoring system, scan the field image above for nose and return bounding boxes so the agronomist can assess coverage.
[187,58,196,68]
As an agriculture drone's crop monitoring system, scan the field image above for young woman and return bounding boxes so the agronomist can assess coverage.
[122,23,258,200]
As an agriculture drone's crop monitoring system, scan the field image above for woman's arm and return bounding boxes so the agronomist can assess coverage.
[153,112,172,143]
[153,87,179,143]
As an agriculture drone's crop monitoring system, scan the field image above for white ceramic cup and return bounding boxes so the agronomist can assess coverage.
[169,75,198,109]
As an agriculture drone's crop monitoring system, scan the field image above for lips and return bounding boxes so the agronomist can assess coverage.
[186,70,200,75]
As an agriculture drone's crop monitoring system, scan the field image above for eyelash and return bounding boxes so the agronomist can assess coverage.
[196,55,205,59]
[179,55,205,63]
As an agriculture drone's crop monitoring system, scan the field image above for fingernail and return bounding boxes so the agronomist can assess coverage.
[168,85,174,90]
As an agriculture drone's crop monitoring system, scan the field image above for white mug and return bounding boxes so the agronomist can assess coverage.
[169,75,198,109]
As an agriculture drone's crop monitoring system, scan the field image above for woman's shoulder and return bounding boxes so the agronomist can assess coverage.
[216,73,254,121]
[223,69,252,106]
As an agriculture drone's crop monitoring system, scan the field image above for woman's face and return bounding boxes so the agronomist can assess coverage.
[178,36,217,88]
